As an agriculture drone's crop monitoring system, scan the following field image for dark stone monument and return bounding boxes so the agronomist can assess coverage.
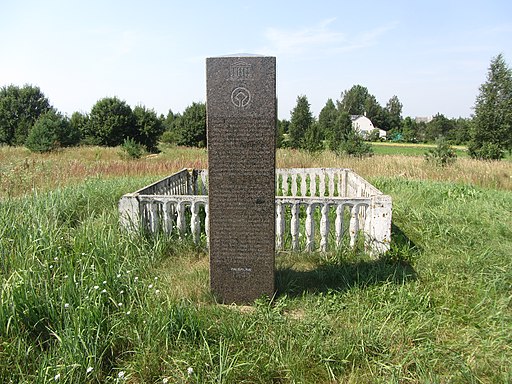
[206,55,276,304]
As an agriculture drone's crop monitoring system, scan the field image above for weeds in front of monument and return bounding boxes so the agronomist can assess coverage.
[1,148,511,383]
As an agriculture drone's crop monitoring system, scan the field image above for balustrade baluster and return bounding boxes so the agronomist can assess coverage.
[291,174,298,197]
[310,173,317,197]
[291,203,300,251]
[191,202,200,244]
[335,204,344,247]
[201,172,208,195]
[319,174,326,197]
[349,204,360,248]
[281,172,289,196]
[149,201,159,233]
[320,203,329,251]
[328,172,335,197]
[363,204,371,250]
[305,204,315,251]
[300,174,307,196]
[276,201,285,250]
[176,201,186,236]
[163,201,174,234]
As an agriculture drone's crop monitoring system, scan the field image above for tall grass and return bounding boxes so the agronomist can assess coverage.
[1,146,511,382]
[1,146,510,198]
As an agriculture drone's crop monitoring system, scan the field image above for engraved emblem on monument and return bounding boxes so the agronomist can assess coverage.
[230,60,252,80]
[231,87,251,108]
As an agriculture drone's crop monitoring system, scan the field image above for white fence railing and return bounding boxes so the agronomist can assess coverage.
[119,168,392,256]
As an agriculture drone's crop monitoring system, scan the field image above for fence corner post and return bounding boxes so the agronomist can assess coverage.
[367,194,392,256]
[119,193,140,232]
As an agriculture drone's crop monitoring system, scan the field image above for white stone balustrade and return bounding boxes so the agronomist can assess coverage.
[119,168,392,256]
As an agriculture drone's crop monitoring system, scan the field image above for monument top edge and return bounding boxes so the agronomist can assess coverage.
[209,53,274,58]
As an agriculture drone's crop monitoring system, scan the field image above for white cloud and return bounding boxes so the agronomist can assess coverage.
[262,19,396,57]
[264,18,346,55]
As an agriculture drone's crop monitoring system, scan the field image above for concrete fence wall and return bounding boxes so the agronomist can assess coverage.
[119,168,392,256]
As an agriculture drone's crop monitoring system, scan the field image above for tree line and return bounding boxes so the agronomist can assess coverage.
[279,53,512,159]
[0,54,510,159]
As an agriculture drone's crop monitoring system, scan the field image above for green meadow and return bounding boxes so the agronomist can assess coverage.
[1,146,511,383]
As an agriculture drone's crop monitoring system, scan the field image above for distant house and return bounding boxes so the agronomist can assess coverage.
[414,116,433,124]
[350,115,387,139]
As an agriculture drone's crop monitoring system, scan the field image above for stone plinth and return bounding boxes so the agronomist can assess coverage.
[206,55,276,304]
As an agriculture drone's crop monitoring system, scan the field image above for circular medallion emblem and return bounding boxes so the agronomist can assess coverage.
[231,87,251,108]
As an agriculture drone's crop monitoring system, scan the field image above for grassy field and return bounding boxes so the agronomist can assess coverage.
[1,145,511,383]
[370,142,470,158]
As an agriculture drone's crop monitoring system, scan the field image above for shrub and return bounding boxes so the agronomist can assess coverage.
[120,137,146,159]
[336,130,373,157]
[159,130,179,145]
[425,136,457,166]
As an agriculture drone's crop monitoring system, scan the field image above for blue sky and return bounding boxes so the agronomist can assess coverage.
[1,0,511,120]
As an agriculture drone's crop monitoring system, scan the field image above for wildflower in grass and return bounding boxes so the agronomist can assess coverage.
[81,252,86,256]
[134,276,139,282]
[54,373,61,381]
[187,367,194,376]
[119,290,124,294]
[118,371,125,378]
[94,285,99,290]
[126,311,131,315]
[64,275,68,279]
[54,257,58,261]
[155,290,160,294]
[148,284,153,289]
[163,378,169,383]
[86,367,93,374]
[117,273,121,278]
[64,303,70,309]
[101,289,107,294]
[103,280,107,285]
[50,265,54,269]
[118,302,123,307]
[154,277,158,281]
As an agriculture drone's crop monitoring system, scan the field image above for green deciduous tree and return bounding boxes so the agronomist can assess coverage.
[469,53,512,159]
[337,85,369,115]
[400,117,419,142]
[0,84,53,145]
[25,111,79,153]
[450,118,471,145]
[174,102,206,147]
[70,111,89,144]
[133,105,164,152]
[425,113,455,142]
[338,85,390,130]
[88,97,136,147]
[289,95,313,149]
